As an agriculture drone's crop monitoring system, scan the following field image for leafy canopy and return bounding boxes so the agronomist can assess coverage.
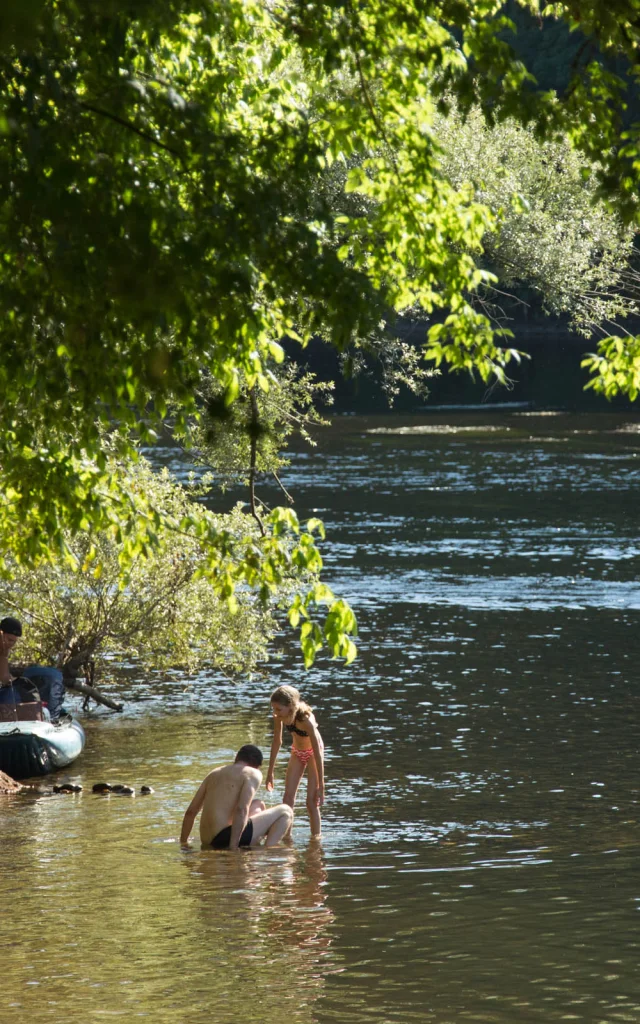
[1,457,281,681]
[0,0,639,664]
[1,450,357,676]
[188,364,334,491]
[434,104,638,335]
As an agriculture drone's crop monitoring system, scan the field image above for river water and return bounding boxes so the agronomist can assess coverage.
[2,410,640,1024]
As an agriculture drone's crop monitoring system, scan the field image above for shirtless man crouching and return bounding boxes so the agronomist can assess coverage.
[180,744,293,850]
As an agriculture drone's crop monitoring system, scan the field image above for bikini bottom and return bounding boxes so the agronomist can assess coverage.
[292,747,314,767]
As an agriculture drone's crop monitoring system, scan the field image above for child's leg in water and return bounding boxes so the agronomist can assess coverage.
[283,754,306,805]
[305,756,322,837]
[282,754,306,832]
[249,799,266,816]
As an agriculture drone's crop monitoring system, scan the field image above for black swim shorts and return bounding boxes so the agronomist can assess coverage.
[211,820,254,849]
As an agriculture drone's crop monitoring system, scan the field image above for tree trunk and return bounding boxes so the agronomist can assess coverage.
[64,678,124,712]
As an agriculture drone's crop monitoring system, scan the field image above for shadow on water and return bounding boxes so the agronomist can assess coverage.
[2,411,640,1023]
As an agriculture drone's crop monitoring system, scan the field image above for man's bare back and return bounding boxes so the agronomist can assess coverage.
[180,745,293,850]
[198,761,260,845]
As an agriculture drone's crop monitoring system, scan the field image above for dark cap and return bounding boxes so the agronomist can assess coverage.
[0,617,22,637]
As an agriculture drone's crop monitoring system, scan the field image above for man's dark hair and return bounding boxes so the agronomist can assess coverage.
[235,744,263,768]
[0,617,22,637]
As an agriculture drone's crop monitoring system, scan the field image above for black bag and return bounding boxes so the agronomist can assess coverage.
[11,676,41,703]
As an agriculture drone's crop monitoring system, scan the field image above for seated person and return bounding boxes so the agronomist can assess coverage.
[0,616,41,706]
[180,744,293,850]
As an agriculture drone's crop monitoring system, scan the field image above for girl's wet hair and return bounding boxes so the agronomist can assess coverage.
[270,684,312,721]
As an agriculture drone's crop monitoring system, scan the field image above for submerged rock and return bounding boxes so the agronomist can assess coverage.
[92,782,135,795]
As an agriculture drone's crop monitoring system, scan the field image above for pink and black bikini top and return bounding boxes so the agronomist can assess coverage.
[286,718,309,737]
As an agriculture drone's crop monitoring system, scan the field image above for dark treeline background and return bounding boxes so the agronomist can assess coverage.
[503,0,640,118]
[289,325,638,414]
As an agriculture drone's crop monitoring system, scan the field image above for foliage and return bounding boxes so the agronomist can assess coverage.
[188,363,333,491]
[0,0,640,660]
[0,453,355,679]
[340,331,440,404]
[581,335,640,401]
[434,106,639,334]
[287,0,640,394]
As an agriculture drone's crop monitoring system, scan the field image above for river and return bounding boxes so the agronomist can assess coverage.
[2,409,639,1024]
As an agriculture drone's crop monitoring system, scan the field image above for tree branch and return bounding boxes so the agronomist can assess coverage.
[248,387,265,536]
[63,678,123,712]
[78,101,184,159]
[273,470,295,505]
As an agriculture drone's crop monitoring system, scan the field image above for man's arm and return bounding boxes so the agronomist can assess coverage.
[179,778,208,847]
[229,771,260,850]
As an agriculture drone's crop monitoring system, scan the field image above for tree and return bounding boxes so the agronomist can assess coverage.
[434,105,638,335]
[0,0,639,652]
[187,364,334,496]
[0,451,346,683]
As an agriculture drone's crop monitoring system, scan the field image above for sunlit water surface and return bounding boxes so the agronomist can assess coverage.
[2,411,640,1024]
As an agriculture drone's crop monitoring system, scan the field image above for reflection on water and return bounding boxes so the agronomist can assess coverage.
[183,842,338,1018]
[2,412,640,1023]
[0,773,337,1024]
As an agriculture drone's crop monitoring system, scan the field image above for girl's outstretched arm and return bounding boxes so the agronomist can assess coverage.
[266,718,283,791]
[306,718,325,806]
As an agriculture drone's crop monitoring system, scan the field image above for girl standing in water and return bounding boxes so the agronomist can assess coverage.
[266,685,325,837]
